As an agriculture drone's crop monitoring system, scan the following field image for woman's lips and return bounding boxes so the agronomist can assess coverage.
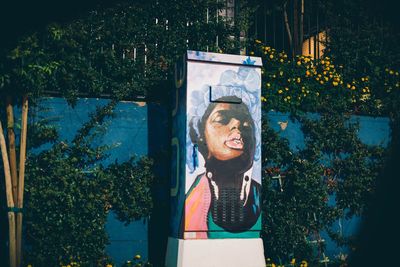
[225,132,244,150]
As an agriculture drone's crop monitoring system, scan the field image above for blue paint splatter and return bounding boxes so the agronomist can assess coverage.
[243,56,256,65]
[192,144,199,170]
[252,186,260,214]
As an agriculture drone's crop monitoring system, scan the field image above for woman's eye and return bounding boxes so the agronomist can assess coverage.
[213,116,223,123]
[213,114,228,124]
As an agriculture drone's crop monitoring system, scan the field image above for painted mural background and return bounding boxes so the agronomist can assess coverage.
[183,56,263,238]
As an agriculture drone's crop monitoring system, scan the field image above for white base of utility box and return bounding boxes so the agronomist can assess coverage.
[165,237,266,267]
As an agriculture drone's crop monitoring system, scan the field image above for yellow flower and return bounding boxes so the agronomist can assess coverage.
[288,78,291,82]
[306,70,311,76]
[287,96,291,99]
[285,87,289,91]
[396,72,399,76]
[320,80,324,85]
[106,264,113,267]
[278,89,283,94]
[261,96,267,102]
[296,77,301,83]
[291,258,296,265]
[279,71,284,76]
[361,77,365,82]
[347,84,351,89]
[250,51,254,55]
[280,59,284,63]
[269,54,274,59]
[297,61,301,66]
[351,85,356,90]
[27,265,32,267]
[255,39,262,44]
[134,254,141,260]
[324,76,329,81]
[272,74,276,78]
[316,92,320,96]
[389,70,394,75]
[332,81,338,86]
[360,93,371,102]
[271,264,276,267]
[266,83,271,87]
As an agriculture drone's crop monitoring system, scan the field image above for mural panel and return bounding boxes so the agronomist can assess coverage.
[183,52,262,239]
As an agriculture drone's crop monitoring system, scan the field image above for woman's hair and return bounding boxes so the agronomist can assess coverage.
[190,95,256,167]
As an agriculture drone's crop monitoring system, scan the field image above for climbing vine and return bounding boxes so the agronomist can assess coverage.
[23,102,154,267]
[253,39,393,265]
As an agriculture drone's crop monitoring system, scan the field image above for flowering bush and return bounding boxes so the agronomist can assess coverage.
[252,41,400,116]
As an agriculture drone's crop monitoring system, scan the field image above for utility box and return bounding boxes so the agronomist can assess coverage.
[166,51,265,267]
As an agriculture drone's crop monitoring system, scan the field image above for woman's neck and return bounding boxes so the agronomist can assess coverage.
[205,158,245,188]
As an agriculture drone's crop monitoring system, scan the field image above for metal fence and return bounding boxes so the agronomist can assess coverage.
[249,0,326,59]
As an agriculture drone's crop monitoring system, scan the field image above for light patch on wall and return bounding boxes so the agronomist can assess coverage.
[278,121,288,131]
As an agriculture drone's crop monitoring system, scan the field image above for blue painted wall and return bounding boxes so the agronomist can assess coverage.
[35,98,149,266]
[266,112,391,258]
[13,97,390,264]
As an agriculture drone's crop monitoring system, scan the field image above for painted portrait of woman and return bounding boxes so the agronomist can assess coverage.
[184,94,261,238]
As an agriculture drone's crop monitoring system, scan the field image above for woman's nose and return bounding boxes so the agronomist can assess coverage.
[228,118,241,130]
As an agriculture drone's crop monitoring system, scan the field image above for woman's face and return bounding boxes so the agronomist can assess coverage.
[204,103,254,161]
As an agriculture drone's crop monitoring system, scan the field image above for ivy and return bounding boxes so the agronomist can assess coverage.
[0,0,254,103]
[252,37,392,264]
[23,103,154,267]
